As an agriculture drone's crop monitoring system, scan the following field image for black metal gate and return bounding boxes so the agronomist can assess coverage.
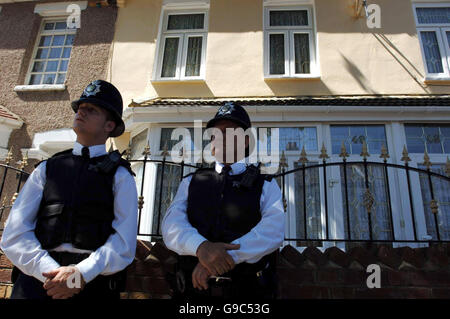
[2,143,449,245]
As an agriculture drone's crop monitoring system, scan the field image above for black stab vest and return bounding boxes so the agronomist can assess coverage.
[34,149,127,250]
[187,168,265,243]
[180,166,273,276]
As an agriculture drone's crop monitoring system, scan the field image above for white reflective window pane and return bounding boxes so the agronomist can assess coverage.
[62,47,72,58]
[59,60,69,71]
[52,35,65,46]
[49,48,62,59]
[56,73,66,84]
[44,23,55,30]
[32,61,45,72]
[45,61,58,72]
[331,125,387,154]
[55,22,67,30]
[43,73,56,84]
[35,48,49,59]
[29,74,42,85]
[420,31,444,73]
[39,36,52,47]
[416,7,450,24]
[65,34,75,46]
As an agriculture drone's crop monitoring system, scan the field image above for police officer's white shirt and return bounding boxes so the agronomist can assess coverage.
[0,142,138,284]
[161,160,285,264]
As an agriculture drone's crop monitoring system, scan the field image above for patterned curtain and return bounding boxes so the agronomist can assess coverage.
[416,7,450,24]
[270,10,308,26]
[152,164,182,238]
[419,165,450,240]
[340,164,393,241]
[294,33,310,74]
[168,14,204,30]
[161,38,179,77]
[269,34,285,74]
[293,162,321,243]
[420,31,444,73]
[185,37,202,76]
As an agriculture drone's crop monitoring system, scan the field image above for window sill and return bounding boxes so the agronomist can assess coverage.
[424,76,450,84]
[264,75,321,81]
[151,78,206,84]
[14,84,67,92]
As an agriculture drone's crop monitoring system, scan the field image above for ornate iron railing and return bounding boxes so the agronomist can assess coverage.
[0,149,30,232]
[1,142,449,244]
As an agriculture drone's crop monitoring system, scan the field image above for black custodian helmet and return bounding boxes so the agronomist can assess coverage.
[206,102,251,130]
[71,80,125,137]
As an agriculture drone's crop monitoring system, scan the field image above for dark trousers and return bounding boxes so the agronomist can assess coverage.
[10,271,121,300]
[10,252,124,300]
[175,270,277,300]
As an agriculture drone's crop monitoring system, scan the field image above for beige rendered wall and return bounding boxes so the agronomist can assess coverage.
[111,0,450,108]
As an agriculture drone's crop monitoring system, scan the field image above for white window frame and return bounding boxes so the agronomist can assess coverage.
[413,3,450,80]
[153,9,208,82]
[24,17,76,87]
[263,5,319,79]
[400,122,450,243]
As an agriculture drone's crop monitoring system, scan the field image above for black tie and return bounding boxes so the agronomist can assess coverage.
[221,165,232,176]
[81,147,90,160]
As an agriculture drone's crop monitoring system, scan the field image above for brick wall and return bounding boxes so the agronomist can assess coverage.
[1,241,449,299]
[0,252,13,299]
[277,243,450,298]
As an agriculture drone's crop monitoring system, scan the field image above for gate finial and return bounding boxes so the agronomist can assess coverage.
[401,145,411,163]
[360,140,370,160]
[380,144,389,163]
[319,142,329,160]
[299,145,308,165]
[423,149,432,170]
[339,141,349,160]
[5,147,13,165]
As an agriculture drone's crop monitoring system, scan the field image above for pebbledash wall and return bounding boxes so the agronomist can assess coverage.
[0,0,117,203]
[0,0,118,297]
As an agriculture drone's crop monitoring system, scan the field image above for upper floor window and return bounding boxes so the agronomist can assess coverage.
[264,6,317,78]
[413,4,450,79]
[154,10,208,81]
[27,19,76,85]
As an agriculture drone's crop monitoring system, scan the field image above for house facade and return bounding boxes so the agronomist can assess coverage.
[0,0,121,298]
[0,0,449,299]
[107,0,450,248]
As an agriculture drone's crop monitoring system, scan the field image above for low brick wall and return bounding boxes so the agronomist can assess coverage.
[1,241,449,299]
[277,244,450,298]
[0,253,13,299]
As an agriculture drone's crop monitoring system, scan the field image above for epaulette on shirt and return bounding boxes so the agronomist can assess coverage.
[117,157,135,177]
[182,167,214,179]
[262,174,274,182]
[34,149,135,176]
[34,149,73,168]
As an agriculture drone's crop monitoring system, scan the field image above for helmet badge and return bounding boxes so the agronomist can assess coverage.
[83,81,101,97]
[217,102,235,116]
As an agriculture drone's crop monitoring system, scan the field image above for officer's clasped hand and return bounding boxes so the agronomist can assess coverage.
[196,241,240,276]
[42,266,86,299]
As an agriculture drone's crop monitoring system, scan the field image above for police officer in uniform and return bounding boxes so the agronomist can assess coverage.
[0,80,138,299]
[162,102,285,299]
